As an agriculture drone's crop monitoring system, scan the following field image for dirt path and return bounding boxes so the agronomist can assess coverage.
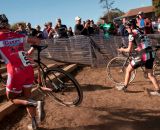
[1,67,160,130]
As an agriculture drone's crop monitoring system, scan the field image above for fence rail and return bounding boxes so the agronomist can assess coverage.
[25,34,160,67]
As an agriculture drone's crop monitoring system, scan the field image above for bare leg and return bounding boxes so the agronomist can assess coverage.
[6,87,36,118]
[116,64,134,91]
[146,69,160,91]
[124,64,134,87]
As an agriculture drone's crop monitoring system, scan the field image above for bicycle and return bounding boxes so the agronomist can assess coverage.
[106,45,160,85]
[0,45,83,107]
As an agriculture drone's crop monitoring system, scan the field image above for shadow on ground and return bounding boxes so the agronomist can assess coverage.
[81,84,113,91]
[39,107,160,130]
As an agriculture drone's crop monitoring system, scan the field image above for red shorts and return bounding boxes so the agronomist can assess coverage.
[6,66,34,94]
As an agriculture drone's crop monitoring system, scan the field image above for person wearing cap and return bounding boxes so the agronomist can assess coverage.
[99,17,115,39]
[54,18,68,38]
[74,16,84,35]
[74,16,94,36]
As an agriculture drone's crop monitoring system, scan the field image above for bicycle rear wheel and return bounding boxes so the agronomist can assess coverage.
[44,68,83,107]
[107,57,136,84]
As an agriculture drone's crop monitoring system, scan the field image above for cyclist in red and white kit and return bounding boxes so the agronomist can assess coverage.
[0,14,44,130]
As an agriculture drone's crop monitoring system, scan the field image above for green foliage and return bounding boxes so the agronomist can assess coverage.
[99,0,124,22]
[153,0,160,17]
[99,0,115,10]
[100,8,125,22]
[99,0,115,21]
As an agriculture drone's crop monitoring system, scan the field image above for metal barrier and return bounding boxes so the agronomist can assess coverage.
[25,34,160,67]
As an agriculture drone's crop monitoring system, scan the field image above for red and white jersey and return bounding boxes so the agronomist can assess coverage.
[0,31,31,70]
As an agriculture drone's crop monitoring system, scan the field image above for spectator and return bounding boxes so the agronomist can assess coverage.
[82,19,94,36]
[54,18,68,38]
[99,17,115,39]
[26,22,37,37]
[145,18,153,34]
[118,18,129,36]
[137,11,145,32]
[47,22,54,39]
[67,27,74,37]
[90,19,99,34]
[87,19,94,35]
[113,21,119,35]
[15,23,27,35]
[35,25,43,39]
[74,16,84,35]
[118,17,129,47]
[42,23,49,39]
[82,21,86,27]
[158,17,160,33]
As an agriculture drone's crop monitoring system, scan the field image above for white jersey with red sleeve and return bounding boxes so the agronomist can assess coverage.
[0,31,31,69]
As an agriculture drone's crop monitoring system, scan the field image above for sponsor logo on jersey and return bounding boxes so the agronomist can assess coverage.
[3,38,23,47]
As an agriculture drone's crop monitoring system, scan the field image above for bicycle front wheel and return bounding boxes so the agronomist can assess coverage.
[44,68,83,107]
[107,57,136,84]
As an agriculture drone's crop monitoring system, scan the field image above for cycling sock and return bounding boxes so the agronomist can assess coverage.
[26,99,37,107]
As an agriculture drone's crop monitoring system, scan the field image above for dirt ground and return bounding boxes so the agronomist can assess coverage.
[1,66,160,130]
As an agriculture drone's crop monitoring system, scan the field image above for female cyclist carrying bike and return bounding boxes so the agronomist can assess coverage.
[116,18,160,96]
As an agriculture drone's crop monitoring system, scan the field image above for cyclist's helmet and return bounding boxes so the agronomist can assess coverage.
[0,14,8,29]
[125,19,137,29]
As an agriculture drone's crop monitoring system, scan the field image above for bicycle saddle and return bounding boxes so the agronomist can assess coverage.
[31,45,48,52]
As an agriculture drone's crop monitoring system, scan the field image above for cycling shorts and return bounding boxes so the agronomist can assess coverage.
[6,66,34,94]
[130,58,154,69]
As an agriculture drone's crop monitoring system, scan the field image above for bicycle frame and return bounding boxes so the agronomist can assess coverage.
[31,45,53,92]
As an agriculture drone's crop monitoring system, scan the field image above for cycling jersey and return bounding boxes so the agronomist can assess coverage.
[129,29,155,61]
[129,29,155,69]
[0,31,34,93]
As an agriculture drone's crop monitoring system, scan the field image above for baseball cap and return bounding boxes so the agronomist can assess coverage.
[138,11,144,15]
[75,16,81,21]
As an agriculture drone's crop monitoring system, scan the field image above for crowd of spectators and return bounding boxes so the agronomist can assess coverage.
[13,12,160,40]
[13,16,116,39]
[118,11,160,37]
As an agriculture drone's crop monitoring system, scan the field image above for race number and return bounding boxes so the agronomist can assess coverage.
[18,51,31,66]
